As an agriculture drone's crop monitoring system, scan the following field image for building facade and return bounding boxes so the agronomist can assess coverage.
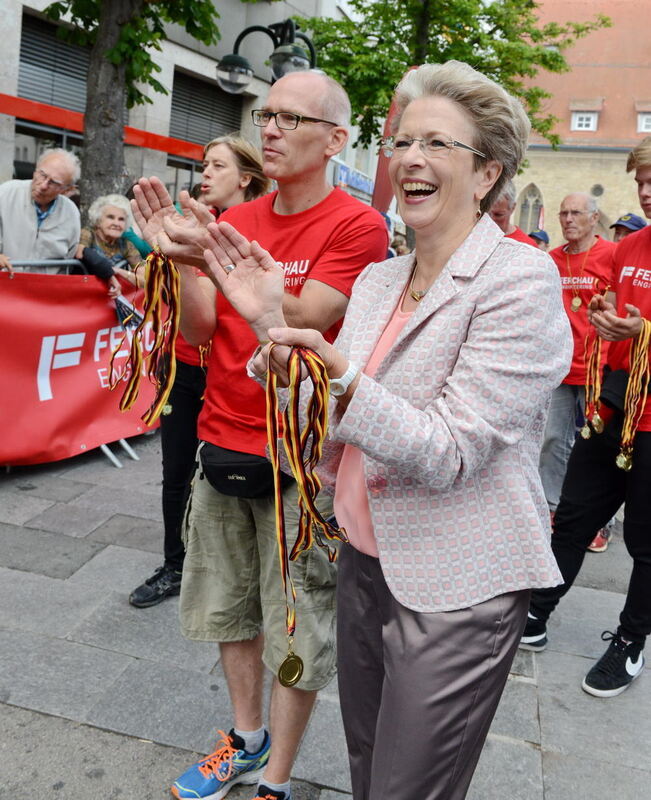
[514,0,650,247]
[0,0,380,206]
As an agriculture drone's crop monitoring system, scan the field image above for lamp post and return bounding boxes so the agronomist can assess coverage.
[216,19,316,95]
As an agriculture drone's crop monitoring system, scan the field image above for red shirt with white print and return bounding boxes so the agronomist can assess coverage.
[606,225,651,430]
[197,188,388,456]
[549,235,615,384]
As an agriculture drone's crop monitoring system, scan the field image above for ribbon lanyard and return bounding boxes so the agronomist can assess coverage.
[109,248,180,425]
[265,345,348,687]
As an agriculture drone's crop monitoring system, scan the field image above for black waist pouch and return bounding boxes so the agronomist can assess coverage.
[199,441,293,499]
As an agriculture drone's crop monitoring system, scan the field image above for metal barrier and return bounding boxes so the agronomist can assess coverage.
[10,259,87,274]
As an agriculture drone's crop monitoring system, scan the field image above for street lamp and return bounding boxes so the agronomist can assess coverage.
[216,19,316,95]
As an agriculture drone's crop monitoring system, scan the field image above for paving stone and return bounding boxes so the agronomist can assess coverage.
[489,676,540,744]
[0,475,93,502]
[71,484,163,522]
[68,592,219,673]
[61,440,163,493]
[468,735,542,800]
[0,567,106,637]
[0,524,104,580]
[575,525,632,596]
[0,488,54,524]
[24,501,112,537]
[294,694,350,793]
[87,513,163,553]
[0,629,132,718]
[541,586,627,660]
[1,702,204,800]
[537,650,651,771]
[542,750,651,800]
[510,647,535,679]
[83,659,233,755]
[318,792,352,800]
[66,544,163,593]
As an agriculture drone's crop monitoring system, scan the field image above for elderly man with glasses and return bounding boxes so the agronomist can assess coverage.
[0,148,81,274]
[537,193,616,551]
[131,70,387,800]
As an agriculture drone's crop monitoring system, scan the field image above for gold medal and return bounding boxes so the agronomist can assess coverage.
[571,296,582,312]
[580,424,592,440]
[591,413,604,434]
[278,652,304,687]
[616,451,633,471]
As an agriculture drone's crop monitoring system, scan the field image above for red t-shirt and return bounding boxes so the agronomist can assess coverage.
[606,225,651,430]
[197,188,388,456]
[174,332,202,366]
[506,227,537,245]
[549,236,615,384]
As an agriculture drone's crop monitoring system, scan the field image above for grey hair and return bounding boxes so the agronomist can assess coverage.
[37,148,81,184]
[391,61,531,211]
[495,179,517,209]
[88,194,133,228]
[308,69,351,127]
[562,192,598,214]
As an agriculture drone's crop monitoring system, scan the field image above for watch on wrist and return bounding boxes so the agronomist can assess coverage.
[329,361,359,397]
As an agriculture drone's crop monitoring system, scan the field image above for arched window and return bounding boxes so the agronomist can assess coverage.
[517,184,544,234]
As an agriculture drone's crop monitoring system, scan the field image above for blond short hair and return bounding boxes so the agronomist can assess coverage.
[203,134,270,202]
[392,61,531,212]
[627,137,651,172]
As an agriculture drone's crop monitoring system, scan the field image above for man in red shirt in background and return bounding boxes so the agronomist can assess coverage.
[133,70,387,800]
[520,137,651,700]
[538,192,615,551]
[488,179,537,244]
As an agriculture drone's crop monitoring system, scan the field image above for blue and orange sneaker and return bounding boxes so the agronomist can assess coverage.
[171,729,270,800]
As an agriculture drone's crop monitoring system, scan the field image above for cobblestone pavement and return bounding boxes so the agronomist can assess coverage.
[1,432,649,799]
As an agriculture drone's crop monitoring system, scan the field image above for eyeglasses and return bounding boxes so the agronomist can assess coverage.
[558,210,592,219]
[251,109,338,130]
[34,168,70,190]
[381,135,486,160]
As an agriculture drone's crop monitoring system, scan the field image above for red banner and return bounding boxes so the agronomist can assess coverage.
[0,272,158,465]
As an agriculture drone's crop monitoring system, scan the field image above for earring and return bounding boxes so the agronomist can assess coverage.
[475,209,481,220]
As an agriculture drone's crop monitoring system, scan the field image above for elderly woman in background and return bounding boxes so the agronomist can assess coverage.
[170,62,571,799]
[75,193,140,296]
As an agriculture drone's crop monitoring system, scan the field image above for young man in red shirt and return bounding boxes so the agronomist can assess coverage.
[133,71,387,800]
[539,193,615,550]
[521,137,651,699]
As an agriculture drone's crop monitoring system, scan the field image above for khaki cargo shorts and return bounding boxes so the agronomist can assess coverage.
[180,473,338,691]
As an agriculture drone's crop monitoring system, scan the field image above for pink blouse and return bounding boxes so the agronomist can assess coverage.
[334,298,413,556]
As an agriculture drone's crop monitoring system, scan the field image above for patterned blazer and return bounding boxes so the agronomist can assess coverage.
[316,214,573,612]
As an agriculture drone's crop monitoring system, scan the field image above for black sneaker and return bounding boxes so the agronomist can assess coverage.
[129,565,182,608]
[253,785,291,800]
[519,612,548,651]
[582,631,645,697]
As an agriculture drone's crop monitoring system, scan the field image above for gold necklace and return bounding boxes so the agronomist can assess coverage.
[409,262,428,302]
[565,238,596,312]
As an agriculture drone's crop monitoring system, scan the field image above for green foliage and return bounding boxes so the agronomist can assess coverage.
[45,0,222,107]
[297,0,610,146]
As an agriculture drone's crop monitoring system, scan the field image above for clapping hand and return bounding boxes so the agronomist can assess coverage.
[131,178,213,268]
[203,221,286,342]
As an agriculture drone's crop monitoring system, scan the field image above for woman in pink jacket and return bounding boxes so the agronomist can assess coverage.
[181,62,571,800]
